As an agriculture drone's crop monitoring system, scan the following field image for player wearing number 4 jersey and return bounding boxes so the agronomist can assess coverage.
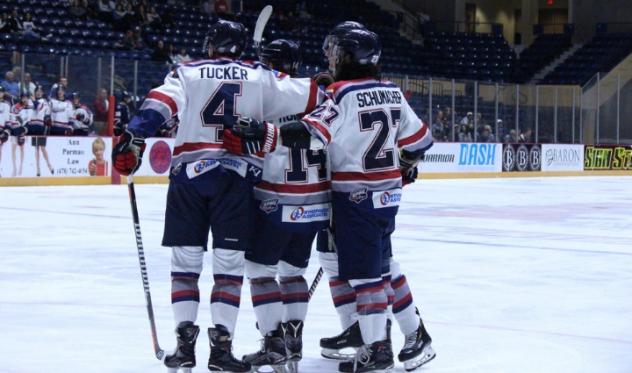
[111,19,322,373]
[224,28,432,373]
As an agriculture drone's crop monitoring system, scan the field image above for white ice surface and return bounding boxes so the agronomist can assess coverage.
[1,176,632,373]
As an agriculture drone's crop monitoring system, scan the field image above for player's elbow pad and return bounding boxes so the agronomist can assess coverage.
[280,121,313,149]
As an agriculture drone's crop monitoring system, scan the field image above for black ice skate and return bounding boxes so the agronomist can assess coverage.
[207,325,251,372]
[397,309,436,371]
[243,324,287,373]
[338,339,394,373]
[164,321,199,373]
[283,320,304,373]
[320,321,363,360]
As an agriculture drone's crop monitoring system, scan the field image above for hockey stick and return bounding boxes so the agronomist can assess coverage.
[253,5,273,55]
[126,175,165,360]
[308,267,324,300]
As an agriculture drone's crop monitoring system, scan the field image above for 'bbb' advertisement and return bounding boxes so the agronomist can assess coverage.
[419,143,501,173]
[541,144,584,171]
[0,136,112,177]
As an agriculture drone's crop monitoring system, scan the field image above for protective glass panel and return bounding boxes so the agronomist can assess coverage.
[537,86,556,143]
[597,74,619,144]
[454,80,475,142]
[557,86,577,144]
[430,78,452,142]
[497,83,517,142]
[519,84,536,143]
[478,83,498,142]
[581,74,598,145]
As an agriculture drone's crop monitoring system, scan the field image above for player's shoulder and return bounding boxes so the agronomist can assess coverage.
[326,78,399,103]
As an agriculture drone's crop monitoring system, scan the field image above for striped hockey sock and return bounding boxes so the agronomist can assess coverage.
[210,274,243,335]
[352,279,388,344]
[250,277,283,334]
[391,275,420,335]
[329,276,357,329]
[280,276,309,322]
[171,271,200,324]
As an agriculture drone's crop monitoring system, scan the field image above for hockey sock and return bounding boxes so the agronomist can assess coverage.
[279,276,309,322]
[171,246,203,325]
[250,277,283,334]
[211,249,244,335]
[391,274,420,335]
[351,279,388,344]
[328,276,357,330]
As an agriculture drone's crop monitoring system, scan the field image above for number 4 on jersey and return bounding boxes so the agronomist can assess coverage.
[201,82,242,142]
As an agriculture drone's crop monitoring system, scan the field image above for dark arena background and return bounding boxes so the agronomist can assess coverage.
[1,0,631,372]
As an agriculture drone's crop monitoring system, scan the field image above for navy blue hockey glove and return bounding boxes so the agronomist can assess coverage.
[312,72,334,87]
[0,128,9,144]
[112,130,146,175]
[223,117,278,156]
[400,149,422,186]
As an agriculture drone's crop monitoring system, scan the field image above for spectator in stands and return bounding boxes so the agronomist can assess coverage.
[152,40,173,64]
[93,88,109,135]
[215,0,229,15]
[1,71,19,99]
[68,0,89,19]
[18,72,36,96]
[135,0,148,25]
[116,29,135,49]
[1,9,22,34]
[21,13,43,41]
[145,6,161,28]
[479,125,495,143]
[132,26,144,49]
[519,128,533,143]
[172,47,191,64]
[201,0,214,15]
[504,129,519,143]
[0,13,9,33]
[97,0,115,23]
[112,3,130,32]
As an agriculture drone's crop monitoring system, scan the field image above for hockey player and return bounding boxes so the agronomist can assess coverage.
[114,90,132,136]
[69,92,94,136]
[240,38,329,373]
[7,92,31,176]
[111,19,322,372]
[28,85,54,176]
[223,28,433,372]
[315,21,436,371]
[0,87,12,176]
[49,86,73,136]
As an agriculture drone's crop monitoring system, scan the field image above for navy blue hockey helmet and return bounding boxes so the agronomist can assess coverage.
[68,91,81,101]
[260,39,301,75]
[333,29,381,67]
[322,21,367,55]
[203,19,247,57]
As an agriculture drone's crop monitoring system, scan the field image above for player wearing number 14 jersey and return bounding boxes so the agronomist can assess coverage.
[111,19,322,372]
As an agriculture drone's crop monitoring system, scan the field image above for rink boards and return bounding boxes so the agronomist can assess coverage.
[0,137,630,186]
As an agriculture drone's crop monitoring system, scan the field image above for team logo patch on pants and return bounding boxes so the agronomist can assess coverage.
[281,204,330,223]
[372,188,402,209]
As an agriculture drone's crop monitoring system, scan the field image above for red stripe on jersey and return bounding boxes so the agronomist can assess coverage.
[398,122,428,147]
[173,142,222,156]
[147,90,178,114]
[303,118,331,144]
[256,180,331,193]
[305,80,319,113]
[332,170,401,181]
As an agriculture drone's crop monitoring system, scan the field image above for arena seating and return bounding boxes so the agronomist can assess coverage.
[514,33,572,83]
[541,33,632,85]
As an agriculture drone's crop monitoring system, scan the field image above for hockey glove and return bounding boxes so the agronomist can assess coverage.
[223,117,278,156]
[399,149,423,186]
[112,129,146,175]
[0,128,9,144]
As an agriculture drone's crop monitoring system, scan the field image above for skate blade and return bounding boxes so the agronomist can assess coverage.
[252,364,287,373]
[403,345,436,371]
[320,347,357,360]
[286,360,299,373]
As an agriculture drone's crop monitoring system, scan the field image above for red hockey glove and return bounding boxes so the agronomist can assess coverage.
[223,117,278,156]
[112,130,146,175]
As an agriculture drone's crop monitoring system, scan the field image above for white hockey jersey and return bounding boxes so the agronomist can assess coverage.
[0,101,11,128]
[31,97,51,126]
[50,98,73,130]
[255,113,331,228]
[302,78,433,207]
[129,58,323,176]
[9,101,33,129]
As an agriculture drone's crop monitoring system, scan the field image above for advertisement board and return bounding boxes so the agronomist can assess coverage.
[584,145,632,170]
[541,144,584,171]
[134,138,175,176]
[0,136,112,178]
[502,143,541,172]
[420,142,502,173]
